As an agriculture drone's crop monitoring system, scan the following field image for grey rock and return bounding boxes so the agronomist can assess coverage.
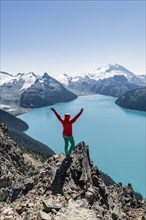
[142,213,146,220]
[85,191,94,205]
[0,123,37,203]
[42,199,63,213]
[108,197,114,209]
[37,211,51,220]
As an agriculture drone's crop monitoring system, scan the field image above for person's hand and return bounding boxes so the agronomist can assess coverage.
[50,108,55,111]
[81,108,84,113]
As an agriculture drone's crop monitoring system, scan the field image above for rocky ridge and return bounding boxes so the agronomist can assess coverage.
[0,123,145,220]
[0,123,38,204]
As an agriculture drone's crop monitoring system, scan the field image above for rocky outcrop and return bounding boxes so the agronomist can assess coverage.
[0,123,38,203]
[115,87,146,111]
[0,127,145,220]
[20,73,77,108]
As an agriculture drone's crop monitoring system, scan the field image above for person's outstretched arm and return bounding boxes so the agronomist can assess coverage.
[70,108,84,123]
[50,108,63,122]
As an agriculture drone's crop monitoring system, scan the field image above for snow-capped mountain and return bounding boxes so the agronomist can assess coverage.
[0,72,38,107]
[16,72,37,90]
[20,73,77,108]
[0,71,14,85]
[0,72,77,108]
[0,64,144,106]
[53,73,97,95]
[53,64,144,96]
[54,64,144,86]
[87,64,144,84]
[0,72,38,90]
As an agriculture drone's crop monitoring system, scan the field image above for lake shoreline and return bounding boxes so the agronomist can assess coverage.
[17,94,145,197]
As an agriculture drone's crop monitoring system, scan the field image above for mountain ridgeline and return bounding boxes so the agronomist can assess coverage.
[53,64,145,97]
[0,64,145,111]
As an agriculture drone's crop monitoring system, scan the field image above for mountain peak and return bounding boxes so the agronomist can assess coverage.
[86,63,140,83]
[42,72,51,79]
[96,63,131,74]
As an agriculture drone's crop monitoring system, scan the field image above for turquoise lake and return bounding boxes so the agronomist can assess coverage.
[18,94,146,196]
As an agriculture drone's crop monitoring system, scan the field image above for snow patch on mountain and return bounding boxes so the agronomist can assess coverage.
[53,73,85,86]
[0,72,37,90]
[0,72,14,85]
[53,74,69,85]
[19,73,37,90]
[87,64,139,82]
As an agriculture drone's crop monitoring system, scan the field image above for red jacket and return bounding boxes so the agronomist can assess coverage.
[53,110,82,136]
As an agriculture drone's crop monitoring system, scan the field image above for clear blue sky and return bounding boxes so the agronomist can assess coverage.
[1,0,145,75]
